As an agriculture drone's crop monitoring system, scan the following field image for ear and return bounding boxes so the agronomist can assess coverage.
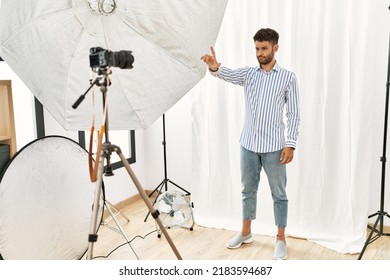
[274,44,279,52]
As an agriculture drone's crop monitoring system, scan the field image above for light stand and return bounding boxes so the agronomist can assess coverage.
[101,200,131,233]
[358,34,390,260]
[73,71,182,260]
[144,114,191,223]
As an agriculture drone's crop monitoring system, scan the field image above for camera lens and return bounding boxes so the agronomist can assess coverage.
[112,51,134,69]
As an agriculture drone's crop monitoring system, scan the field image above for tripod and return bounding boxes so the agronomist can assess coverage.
[73,71,182,260]
[144,114,191,222]
[358,35,390,260]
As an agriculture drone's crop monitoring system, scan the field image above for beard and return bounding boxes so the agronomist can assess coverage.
[257,52,274,66]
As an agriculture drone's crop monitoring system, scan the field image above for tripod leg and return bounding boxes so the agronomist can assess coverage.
[104,202,140,259]
[358,214,382,260]
[86,153,105,260]
[168,179,191,196]
[114,146,183,260]
[190,202,195,231]
[148,180,165,198]
[144,180,165,222]
[104,200,130,223]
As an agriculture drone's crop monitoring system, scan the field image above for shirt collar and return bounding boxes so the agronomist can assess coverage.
[257,61,280,73]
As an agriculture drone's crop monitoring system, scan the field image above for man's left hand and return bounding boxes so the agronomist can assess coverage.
[280,147,294,164]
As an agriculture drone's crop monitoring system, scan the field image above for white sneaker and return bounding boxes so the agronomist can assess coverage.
[226,232,254,249]
[274,240,287,260]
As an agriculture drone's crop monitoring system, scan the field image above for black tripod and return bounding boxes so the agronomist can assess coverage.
[144,114,191,222]
[358,34,390,260]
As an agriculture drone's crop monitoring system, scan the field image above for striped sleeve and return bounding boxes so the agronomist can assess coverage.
[209,66,248,86]
[285,73,300,149]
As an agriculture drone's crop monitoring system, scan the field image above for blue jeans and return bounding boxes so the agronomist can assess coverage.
[240,146,288,228]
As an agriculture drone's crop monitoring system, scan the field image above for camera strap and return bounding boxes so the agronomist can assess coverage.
[89,73,110,182]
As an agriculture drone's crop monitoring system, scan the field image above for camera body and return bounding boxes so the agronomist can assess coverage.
[89,47,134,71]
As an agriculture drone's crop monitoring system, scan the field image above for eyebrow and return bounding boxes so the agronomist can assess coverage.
[256,46,269,50]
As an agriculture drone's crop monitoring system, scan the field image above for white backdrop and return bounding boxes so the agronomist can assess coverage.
[191,0,390,253]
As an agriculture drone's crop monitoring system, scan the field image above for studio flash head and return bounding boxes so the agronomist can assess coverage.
[89,47,134,71]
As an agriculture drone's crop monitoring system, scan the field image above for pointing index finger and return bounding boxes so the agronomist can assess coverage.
[210,46,216,57]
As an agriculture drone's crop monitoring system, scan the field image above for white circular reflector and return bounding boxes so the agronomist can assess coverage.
[0,136,102,259]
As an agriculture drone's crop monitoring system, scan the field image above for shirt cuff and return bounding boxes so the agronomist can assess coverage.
[285,140,297,150]
[209,67,221,76]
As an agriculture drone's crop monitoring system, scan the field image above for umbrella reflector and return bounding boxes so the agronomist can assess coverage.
[0,0,228,130]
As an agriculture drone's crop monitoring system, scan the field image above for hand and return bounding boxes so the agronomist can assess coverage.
[200,46,221,71]
[280,147,294,164]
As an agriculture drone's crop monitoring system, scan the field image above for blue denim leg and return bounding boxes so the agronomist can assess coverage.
[240,146,262,221]
[261,150,288,228]
[240,146,288,227]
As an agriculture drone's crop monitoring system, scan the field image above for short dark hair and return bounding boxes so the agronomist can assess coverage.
[253,28,279,45]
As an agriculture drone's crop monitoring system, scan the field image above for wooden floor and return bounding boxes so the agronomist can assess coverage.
[91,195,390,260]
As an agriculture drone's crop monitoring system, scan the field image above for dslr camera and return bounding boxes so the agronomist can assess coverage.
[89,47,134,71]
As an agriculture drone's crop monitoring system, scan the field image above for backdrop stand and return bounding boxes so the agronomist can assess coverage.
[144,114,191,223]
[358,34,390,260]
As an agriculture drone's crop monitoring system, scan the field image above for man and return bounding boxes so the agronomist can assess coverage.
[201,28,300,260]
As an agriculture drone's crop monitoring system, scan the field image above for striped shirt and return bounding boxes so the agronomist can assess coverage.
[210,63,300,153]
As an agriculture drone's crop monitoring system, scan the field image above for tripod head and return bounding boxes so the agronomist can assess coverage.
[72,68,112,109]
